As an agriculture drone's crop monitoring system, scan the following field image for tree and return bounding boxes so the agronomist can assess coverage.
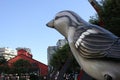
[0,56,7,65]
[89,14,100,25]
[0,64,9,74]
[13,59,31,67]
[0,56,9,74]
[12,59,32,73]
[49,44,80,80]
[101,0,120,36]
[50,44,70,69]
[89,0,120,36]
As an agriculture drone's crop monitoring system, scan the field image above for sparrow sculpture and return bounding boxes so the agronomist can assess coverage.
[46,10,120,80]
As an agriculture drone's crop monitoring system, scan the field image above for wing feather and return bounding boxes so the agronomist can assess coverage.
[74,25,119,59]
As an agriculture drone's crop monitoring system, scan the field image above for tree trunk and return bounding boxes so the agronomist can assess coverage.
[57,52,73,80]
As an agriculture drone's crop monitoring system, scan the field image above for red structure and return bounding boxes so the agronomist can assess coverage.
[7,48,48,76]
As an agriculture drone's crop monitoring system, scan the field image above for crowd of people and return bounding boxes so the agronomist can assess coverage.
[0,73,39,80]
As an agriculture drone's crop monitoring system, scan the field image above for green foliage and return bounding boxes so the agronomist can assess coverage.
[0,56,8,73]
[0,56,7,65]
[89,14,100,25]
[50,44,80,73]
[101,0,120,36]
[89,0,120,36]
[0,59,39,74]
[0,65,9,74]
[50,44,70,69]
[12,59,32,73]
[13,59,31,67]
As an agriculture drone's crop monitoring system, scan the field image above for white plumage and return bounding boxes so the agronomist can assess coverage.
[46,10,120,80]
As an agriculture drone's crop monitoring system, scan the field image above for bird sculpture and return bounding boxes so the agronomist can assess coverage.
[46,10,120,80]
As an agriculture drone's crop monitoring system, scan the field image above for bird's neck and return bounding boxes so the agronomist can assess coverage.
[68,27,87,67]
[57,25,68,38]
[68,42,85,68]
[67,27,76,43]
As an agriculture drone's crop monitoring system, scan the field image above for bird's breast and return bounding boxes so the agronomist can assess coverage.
[69,42,120,80]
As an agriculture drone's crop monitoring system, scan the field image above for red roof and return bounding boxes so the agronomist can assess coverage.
[7,49,48,76]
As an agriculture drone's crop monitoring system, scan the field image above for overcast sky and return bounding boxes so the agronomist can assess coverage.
[0,0,96,64]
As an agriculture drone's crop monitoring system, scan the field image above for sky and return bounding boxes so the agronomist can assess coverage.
[0,0,96,65]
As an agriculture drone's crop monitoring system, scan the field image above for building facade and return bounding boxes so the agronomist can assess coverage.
[47,39,67,66]
[8,47,48,76]
[0,47,17,60]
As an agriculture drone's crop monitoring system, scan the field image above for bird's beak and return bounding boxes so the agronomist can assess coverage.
[46,19,54,28]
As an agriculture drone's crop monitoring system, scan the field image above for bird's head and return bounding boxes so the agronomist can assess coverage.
[46,10,84,38]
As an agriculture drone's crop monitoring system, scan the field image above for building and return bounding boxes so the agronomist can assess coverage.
[47,39,67,66]
[47,46,58,65]
[0,47,17,60]
[56,39,68,48]
[8,47,48,76]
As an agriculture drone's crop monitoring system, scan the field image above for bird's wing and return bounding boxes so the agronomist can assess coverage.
[74,25,120,59]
